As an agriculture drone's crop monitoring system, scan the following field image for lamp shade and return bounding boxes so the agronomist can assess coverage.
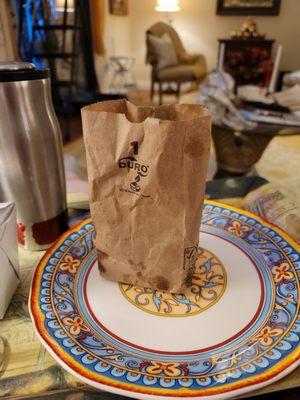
[155,0,180,13]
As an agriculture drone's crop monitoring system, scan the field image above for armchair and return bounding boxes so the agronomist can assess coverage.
[146,22,207,104]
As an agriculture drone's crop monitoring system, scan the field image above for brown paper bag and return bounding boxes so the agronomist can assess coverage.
[81,100,211,292]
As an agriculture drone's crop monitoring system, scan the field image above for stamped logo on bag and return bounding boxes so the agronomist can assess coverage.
[118,141,150,197]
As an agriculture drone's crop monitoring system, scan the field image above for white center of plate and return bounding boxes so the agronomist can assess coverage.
[84,232,263,353]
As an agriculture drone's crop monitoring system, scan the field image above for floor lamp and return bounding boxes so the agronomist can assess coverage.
[155,0,180,95]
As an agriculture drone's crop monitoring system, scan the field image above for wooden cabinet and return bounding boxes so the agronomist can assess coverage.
[219,38,275,86]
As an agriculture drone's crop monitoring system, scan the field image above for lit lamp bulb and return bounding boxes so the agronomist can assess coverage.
[155,0,180,24]
[155,0,180,12]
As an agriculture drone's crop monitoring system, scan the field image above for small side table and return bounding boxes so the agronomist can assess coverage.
[212,123,300,178]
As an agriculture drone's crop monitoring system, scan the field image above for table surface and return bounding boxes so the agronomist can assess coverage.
[0,194,299,400]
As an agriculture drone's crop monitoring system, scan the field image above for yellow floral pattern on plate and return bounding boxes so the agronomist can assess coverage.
[119,248,226,317]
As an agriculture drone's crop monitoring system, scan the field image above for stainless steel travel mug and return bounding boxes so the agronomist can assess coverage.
[0,62,68,250]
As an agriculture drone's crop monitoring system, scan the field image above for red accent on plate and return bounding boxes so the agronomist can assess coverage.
[17,222,25,245]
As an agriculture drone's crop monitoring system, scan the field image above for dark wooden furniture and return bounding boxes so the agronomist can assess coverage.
[16,0,126,141]
[17,0,98,141]
[219,38,275,87]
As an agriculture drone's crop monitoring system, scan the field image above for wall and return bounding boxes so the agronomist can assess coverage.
[104,1,131,56]
[0,1,17,61]
[95,0,132,88]
[127,0,300,85]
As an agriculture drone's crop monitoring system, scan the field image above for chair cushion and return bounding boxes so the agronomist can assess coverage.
[148,33,178,70]
[157,64,196,82]
[146,22,188,65]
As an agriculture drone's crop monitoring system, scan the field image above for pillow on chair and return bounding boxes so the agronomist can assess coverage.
[148,33,178,70]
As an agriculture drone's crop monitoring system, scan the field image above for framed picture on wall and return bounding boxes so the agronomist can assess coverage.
[216,0,281,15]
[109,0,128,16]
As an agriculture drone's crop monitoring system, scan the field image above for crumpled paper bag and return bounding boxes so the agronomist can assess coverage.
[82,100,211,292]
[0,202,19,319]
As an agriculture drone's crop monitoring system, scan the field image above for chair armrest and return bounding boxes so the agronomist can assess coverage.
[181,53,205,65]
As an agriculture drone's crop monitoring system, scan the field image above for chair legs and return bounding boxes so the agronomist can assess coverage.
[150,81,181,105]
[176,82,181,101]
[150,79,155,103]
[159,82,163,105]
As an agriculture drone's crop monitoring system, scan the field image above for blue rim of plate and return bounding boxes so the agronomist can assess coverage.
[29,200,300,399]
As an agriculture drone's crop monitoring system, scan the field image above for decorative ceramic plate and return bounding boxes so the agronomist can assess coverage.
[29,201,300,400]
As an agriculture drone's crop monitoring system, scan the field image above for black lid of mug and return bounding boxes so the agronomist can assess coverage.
[0,62,50,82]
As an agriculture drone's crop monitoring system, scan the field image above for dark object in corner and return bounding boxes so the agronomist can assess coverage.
[206,176,269,200]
